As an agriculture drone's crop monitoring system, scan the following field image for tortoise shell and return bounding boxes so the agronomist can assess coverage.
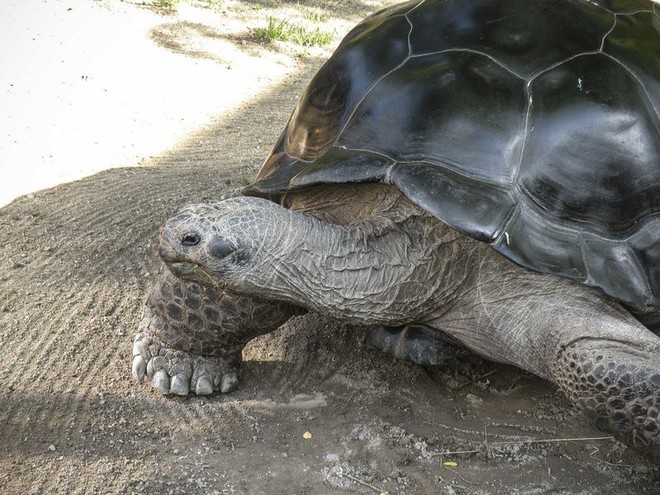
[244,0,660,313]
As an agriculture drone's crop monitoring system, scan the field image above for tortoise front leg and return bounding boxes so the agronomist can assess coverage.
[132,272,304,395]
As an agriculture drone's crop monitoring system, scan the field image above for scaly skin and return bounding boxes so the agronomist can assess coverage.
[426,243,660,457]
[142,184,659,457]
[555,341,660,451]
[133,271,304,395]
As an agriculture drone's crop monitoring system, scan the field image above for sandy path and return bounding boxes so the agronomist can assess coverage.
[0,0,341,207]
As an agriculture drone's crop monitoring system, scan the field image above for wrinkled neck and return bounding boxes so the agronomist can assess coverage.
[242,206,464,325]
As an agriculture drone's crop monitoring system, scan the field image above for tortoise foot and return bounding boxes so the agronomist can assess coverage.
[131,272,303,396]
[132,331,241,395]
[555,339,660,457]
[366,324,462,366]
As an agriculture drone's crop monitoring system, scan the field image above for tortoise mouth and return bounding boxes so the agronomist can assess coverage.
[169,261,200,277]
[168,261,220,287]
[167,261,209,283]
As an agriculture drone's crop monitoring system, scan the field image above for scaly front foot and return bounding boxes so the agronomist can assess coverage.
[132,272,304,396]
[132,331,240,395]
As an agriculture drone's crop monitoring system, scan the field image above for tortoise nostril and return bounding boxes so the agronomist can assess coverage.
[209,237,236,259]
[181,233,201,247]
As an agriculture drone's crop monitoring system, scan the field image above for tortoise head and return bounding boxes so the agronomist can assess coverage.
[158,197,277,291]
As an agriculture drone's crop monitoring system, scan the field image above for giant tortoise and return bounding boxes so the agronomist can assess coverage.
[133,0,660,456]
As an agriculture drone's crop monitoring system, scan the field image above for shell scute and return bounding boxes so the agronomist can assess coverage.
[521,53,660,236]
[336,52,527,185]
[406,0,612,77]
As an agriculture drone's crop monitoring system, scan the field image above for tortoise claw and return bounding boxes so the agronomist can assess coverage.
[152,369,170,394]
[170,374,190,396]
[220,372,239,394]
[195,375,214,395]
[367,324,462,366]
[132,355,146,382]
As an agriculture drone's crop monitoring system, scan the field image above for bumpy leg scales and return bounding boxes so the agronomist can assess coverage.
[132,272,304,395]
[555,340,660,456]
[366,324,462,366]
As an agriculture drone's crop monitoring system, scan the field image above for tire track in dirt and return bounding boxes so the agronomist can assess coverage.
[0,61,317,493]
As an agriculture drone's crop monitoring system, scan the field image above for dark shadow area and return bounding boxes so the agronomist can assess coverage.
[150,20,273,62]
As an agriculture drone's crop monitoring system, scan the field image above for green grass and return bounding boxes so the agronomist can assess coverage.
[153,0,181,8]
[305,9,326,24]
[150,0,224,11]
[198,0,224,7]
[148,0,182,12]
[253,16,334,47]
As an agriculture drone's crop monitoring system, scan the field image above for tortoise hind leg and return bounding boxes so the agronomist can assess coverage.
[430,266,660,458]
[366,324,462,366]
[553,339,660,455]
[132,272,304,395]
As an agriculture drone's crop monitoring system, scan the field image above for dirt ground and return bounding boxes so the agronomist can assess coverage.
[0,1,658,494]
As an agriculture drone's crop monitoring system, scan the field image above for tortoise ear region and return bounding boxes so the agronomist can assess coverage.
[208,236,237,260]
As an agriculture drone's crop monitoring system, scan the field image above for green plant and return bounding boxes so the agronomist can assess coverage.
[154,0,181,7]
[253,16,334,47]
[305,9,326,24]
[253,17,291,43]
[199,0,224,7]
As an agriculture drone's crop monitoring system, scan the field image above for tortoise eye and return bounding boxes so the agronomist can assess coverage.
[181,233,201,247]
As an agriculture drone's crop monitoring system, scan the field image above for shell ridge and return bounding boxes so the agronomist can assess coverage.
[491,202,521,244]
[587,0,654,15]
[404,10,414,57]
[600,51,660,126]
[578,231,592,286]
[587,0,615,15]
[334,24,413,147]
[405,0,429,16]
[333,145,397,163]
[624,7,655,13]
[384,162,398,184]
[527,51,602,82]
[509,81,533,187]
[393,156,513,186]
[404,0,428,56]
[598,11,618,52]
[409,47,526,81]
[613,6,656,14]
